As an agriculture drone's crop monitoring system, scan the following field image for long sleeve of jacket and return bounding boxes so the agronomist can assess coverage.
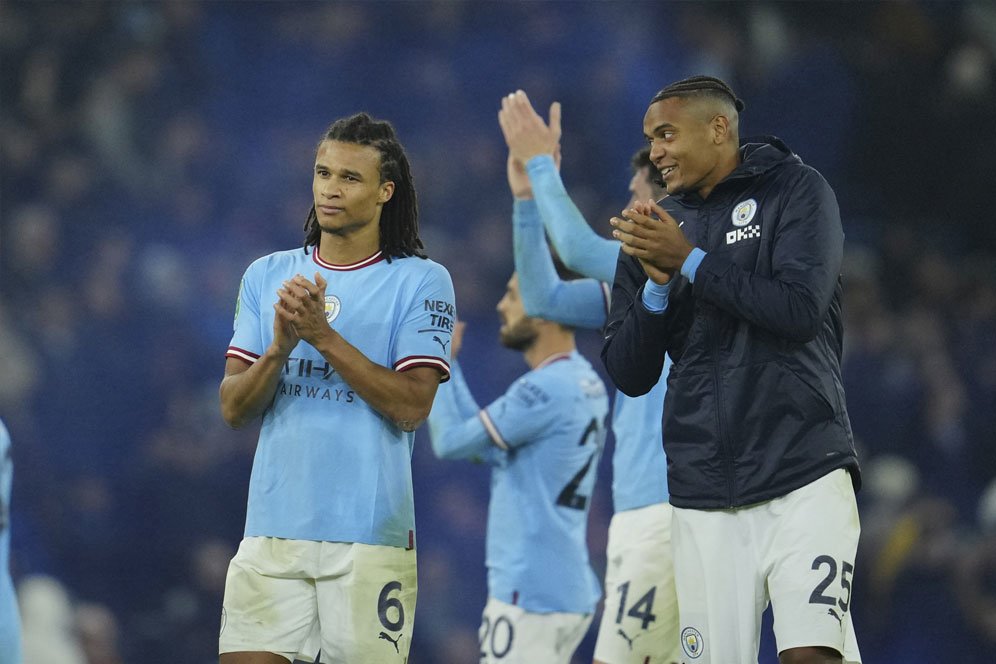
[427,361,500,464]
[601,254,689,397]
[525,155,619,284]
[694,168,843,342]
[513,198,609,330]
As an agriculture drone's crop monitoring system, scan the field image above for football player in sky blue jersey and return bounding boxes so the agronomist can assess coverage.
[499,90,681,664]
[0,419,22,664]
[219,113,455,664]
[427,274,609,664]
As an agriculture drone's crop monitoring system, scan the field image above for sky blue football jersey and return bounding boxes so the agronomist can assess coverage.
[227,248,455,547]
[519,156,671,512]
[429,352,609,614]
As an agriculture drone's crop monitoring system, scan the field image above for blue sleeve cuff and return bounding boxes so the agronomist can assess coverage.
[681,247,707,283]
[525,153,557,174]
[513,197,540,217]
[641,279,671,313]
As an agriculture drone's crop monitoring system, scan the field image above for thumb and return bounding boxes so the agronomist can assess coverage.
[549,101,562,141]
[314,272,327,292]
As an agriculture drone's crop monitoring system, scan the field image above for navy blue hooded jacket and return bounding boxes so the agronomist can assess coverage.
[601,137,860,509]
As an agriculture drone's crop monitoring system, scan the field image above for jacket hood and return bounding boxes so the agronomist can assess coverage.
[734,135,802,177]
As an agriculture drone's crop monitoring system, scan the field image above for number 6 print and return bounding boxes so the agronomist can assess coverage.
[378,580,405,631]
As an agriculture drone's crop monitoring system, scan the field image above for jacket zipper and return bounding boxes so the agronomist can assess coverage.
[707,308,735,508]
[702,208,736,508]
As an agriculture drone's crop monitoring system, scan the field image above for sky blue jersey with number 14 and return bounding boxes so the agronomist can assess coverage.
[428,352,608,614]
[520,154,671,513]
[227,247,455,549]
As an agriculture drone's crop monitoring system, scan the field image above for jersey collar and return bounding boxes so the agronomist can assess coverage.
[312,249,385,271]
[536,351,573,369]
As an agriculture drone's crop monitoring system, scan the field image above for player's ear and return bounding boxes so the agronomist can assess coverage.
[378,181,395,204]
[711,114,730,145]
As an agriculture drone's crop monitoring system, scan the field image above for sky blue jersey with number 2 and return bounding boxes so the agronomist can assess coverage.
[227,247,455,548]
[428,352,608,614]
[518,154,670,513]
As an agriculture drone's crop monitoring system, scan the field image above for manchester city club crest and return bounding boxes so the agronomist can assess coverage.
[681,626,704,659]
[324,294,342,323]
[732,198,758,226]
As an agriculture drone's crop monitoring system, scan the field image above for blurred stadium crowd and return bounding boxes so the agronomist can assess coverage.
[1,1,995,662]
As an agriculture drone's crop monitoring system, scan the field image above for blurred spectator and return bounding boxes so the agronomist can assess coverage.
[955,479,996,661]
[77,602,124,664]
[19,575,86,664]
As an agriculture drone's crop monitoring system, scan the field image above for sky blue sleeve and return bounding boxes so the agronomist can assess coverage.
[0,420,10,533]
[427,360,503,464]
[227,261,265,363]
[392,262,455,381]
[526,154,620,284]
[514,199,609,330]
[480,371,562,451]
[0,419,21,664]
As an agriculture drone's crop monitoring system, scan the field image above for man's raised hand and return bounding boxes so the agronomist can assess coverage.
[498,90,561,164]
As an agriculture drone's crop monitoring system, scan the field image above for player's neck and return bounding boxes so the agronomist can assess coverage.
[698,148,741,200]
[524,333,575,370]
[317,228,381,266]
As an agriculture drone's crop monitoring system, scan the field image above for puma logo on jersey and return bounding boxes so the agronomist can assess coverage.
[378,631,401,653]
[432,335,450,353]
[617,628,642,650]
[827,608,843,627]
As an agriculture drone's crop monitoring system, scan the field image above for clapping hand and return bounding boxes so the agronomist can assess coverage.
[275,272,332,346]
[610,199,693,285]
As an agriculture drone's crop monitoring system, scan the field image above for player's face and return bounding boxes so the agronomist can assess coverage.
[496,274,538,351]
[628,165,662,207]
[643,97,723,197]
[312,140,394,237]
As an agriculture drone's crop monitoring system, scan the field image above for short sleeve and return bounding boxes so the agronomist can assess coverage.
[392,262,456,381]
[226,263,264,365]
[479,373,562,450]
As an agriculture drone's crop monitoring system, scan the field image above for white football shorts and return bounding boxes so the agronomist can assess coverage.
[671,468,862,663]
[593,501,681,664]
[219,536,417,663]
[478,596,592,664]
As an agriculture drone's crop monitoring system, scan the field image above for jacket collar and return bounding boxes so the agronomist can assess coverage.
[670,135,801,208]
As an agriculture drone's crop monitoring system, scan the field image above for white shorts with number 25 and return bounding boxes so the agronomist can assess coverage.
[672,468,862,664]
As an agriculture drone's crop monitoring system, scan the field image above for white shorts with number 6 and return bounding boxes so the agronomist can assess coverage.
[672,468,862,664]
[478,597,592,664]
[593,501,681,664]
[219,537,416,663]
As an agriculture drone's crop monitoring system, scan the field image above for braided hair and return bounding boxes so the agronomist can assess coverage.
[650,75,745,113]
[303,113,426,260]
